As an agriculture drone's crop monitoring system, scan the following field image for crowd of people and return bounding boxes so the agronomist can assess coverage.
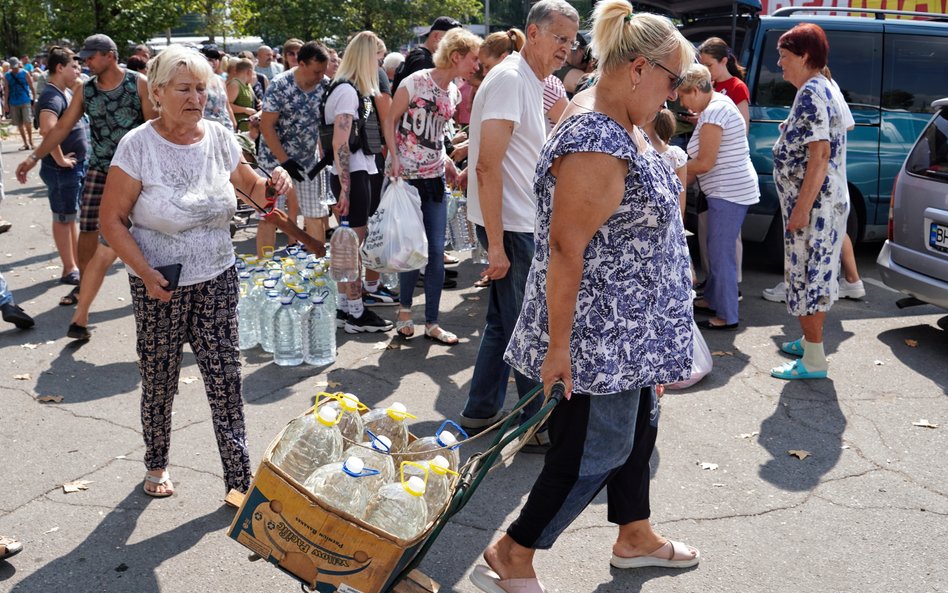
[1,0,866,585]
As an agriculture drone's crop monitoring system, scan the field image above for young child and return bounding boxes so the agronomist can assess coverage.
[644,108,688,219]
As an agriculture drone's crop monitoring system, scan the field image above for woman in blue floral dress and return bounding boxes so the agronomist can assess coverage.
[468,3,698,593]
[771,23,848,380]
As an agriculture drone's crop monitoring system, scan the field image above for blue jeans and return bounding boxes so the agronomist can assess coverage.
[0,271,12,307]
[399,178,447,324]
[40,161,86,223]
[462,225,540,422]
[704,198,749,325]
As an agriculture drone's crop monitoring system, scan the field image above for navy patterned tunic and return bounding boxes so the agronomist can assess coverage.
[505,112,694,395]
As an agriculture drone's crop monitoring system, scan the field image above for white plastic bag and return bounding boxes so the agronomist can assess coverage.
[361,179,428,273]
[666,320,713,390]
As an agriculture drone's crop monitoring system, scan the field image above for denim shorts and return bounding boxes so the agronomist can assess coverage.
[40,162,86,223]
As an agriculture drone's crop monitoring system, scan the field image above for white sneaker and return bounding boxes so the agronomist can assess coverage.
[838,278,866,300]
[762,281,787,303]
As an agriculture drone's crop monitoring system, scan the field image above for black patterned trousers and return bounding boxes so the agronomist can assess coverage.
[129,266,251,493]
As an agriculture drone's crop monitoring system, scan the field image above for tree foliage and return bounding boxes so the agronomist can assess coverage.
[42,0,190,48]
[251,0,483,49]
[0,0,47,57]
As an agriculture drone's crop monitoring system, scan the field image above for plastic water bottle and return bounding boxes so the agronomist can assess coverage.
[449,195,476,251]
[362,402,415,454]
[273,296,304,366]
[258,290,282,353]
[329,217,360,282]
[421,456,454,520]
[304,291,336,366]
[324,392,364,444]
[270,406,344,484]
[364,471,428,541]
[402,420,467,472]
[344,432,395,493]
[237,282,258,349]
[303,456,378,520]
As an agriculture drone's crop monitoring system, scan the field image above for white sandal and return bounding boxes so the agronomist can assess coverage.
[143,470,174,498]
[424,324,458,345]
[395,308,414,338]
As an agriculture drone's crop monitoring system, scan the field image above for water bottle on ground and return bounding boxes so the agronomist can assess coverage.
[344,431,395,493]
[364,463,429,541]
[401,420,467,472]
[330,217,360,282]
[303,291,336,366]
[258,290,282,353]
[323,392,365,444]
[303,456,378,520]
[237,282,258,349]
[270,406,344,485]
[362,402,416,454]
[273,296,304,366]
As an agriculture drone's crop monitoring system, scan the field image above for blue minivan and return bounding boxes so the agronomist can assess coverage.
[637,1,948,257]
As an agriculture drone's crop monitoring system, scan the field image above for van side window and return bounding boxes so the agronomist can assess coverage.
[905,110,948,181]
[882,35,948,113]
[754,30,882,110]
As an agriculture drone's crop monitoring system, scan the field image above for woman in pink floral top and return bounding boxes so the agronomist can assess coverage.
[383,28,482,344]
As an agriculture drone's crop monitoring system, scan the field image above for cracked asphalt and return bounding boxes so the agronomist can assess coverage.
[1,134,947,593]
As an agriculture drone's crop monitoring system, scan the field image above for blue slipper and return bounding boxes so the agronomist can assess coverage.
[780,338,804,357]
[771,359,827,380]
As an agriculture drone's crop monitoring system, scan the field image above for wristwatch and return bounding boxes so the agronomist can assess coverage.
[28,153,39,163]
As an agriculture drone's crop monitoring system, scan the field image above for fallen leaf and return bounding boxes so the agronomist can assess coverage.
[180,376,199,384]
[14,373,31,380]
[373,341,389,350]
[117,297,125,301]
[904,339,919,348]
[712,483,725,487]
[912,419,939,429]
[385,343,401,350]
[874,360,884,366]
[45,265,60,270]
[21,343,39,349]
[788,450,811,460]
[37,395,64,403]
[711,351,733,357]
[737,431,759,439]
[62,480,93,493]
[468,296,480,301]
[699,462,718,471]
[115,455,127,459]
[313,379,342,389]
[43,526,59,534]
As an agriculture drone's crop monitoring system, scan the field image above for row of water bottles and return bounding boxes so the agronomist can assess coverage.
[269,392,468,541]
[446,189,488,264]
[235,245,338,366]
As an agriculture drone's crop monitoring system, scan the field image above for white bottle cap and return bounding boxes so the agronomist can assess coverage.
[405,476,426,496]
[430,455,450,474]
[438,432,458,447]
[339,393,360,411]
[387,402,409,421]
[317,406,338,426]
[373,435,393,452]
[343,456,364,474]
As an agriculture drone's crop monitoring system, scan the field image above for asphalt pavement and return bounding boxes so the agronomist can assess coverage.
[1,134,946,593]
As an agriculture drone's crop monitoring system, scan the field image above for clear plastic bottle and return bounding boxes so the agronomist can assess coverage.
[362,402,415,454]
[401,420,466,472]
[344,432,395,493]
[329,217,361,282]
[303,292,336,367]
[364,473,428,541]
[303,456,377,520]
[270,406,343,485]
[258,290,282,353]
[421,456,454,520]
[273,296,304,366]
[324,393,364,444]
[237,281,258,350]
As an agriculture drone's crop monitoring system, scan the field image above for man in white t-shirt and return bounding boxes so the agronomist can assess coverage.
[459,0,579,445]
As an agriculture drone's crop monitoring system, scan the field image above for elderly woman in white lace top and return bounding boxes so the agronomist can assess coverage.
[100,46,322,499]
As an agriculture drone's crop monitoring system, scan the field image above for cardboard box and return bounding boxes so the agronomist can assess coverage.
[228,419,435,593]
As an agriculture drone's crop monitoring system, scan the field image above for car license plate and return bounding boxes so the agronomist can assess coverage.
[930,222,948,253]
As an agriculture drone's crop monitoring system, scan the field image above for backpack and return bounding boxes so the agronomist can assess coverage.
[317,80,382,171]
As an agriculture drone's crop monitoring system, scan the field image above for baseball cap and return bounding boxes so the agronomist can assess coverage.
[200,45,222,60]
[78,34,118,59]
[427,16,462,36]
[8,56,21,68]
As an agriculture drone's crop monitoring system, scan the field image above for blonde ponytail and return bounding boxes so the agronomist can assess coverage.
[590,0,694,76]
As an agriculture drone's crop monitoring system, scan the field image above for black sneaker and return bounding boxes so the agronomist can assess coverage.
[345,308,395,334]
[363,285,398,307]
[335,309,348,328]
[1,303,34,329]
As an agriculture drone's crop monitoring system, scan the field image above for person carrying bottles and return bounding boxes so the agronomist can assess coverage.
[471,3,700,592]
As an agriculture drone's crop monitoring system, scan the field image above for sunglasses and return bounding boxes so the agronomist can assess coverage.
[234,162,277,216]
[648,59,684,90]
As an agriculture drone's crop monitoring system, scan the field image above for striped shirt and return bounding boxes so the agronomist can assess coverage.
[687,93,759,205]
[542,75,565,132]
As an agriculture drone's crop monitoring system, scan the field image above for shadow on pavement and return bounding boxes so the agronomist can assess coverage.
[877,318,948,396]
[32,341,140,402]
[757,380,844,491]
[9,489,233,593]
